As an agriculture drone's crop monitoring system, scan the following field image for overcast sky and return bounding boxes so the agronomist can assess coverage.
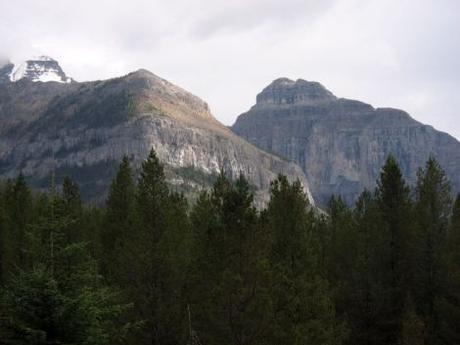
[1,0,459,138]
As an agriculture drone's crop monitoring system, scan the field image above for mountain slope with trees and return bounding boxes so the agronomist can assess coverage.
[0,63,312,206]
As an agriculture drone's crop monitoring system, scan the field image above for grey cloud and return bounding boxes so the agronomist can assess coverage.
[189,0,338,38]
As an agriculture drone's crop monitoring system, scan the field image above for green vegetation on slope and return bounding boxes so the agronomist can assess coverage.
[0,150,459,345]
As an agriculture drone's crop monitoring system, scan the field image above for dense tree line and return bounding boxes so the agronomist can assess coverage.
[0,149,459,345]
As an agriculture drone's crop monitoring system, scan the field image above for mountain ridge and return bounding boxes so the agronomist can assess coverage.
[232,77,460,205]
[0,61,314,206]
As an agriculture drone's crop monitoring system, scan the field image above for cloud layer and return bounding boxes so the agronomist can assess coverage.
[1,0,459,138]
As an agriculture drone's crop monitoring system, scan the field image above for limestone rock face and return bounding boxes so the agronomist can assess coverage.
[0,70,313,206]
[257,78,337,106]
[232,78,460,205]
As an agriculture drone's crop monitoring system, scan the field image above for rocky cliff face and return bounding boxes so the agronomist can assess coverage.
[232,78,460,205]
[0,68,313,206]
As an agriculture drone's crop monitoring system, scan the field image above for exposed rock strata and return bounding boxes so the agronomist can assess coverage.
[0,70,313,206]
[232,78,460,205]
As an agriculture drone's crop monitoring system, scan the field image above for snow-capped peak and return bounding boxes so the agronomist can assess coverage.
[8,56,72,83]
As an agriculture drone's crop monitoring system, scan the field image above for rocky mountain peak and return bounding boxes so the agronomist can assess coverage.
[256,77,337,106]
[232,77,460,206]
[123,69,217,125]
[8,55,72,83]
[0,68,314,207]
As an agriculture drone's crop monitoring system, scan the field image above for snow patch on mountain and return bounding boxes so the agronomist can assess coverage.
[8,56,72,83]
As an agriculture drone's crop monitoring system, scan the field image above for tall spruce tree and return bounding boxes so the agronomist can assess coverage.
[2,174,32,275]
[101,156,136,282]
[124,148,189,345]
[0,184,4,285]
[325,196,356,310]
[374,155,413,344]
[58,176,84,247]
[0,181,5,285]
[265,175,345,345]
[436,195,460,343]
[325,193,383,345]
[0,180,128,345]
[350,191,382,344]
[62,176,82,214]
[413,157,452,344]
[189,172,272,345]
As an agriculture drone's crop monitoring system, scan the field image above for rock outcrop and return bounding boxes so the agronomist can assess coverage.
[0,68,313,206]
[232,78,460,205]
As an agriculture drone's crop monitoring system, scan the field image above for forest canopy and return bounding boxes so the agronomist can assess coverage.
[0,150,459,345]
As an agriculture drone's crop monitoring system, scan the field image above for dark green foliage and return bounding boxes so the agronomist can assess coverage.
[265,175,345,345]
[323,196,361,343]
[29,159,121,204]
[62,176,82,213]
[438,195,460,343]
[2,174,33,275]
[413,157,453,344]
[100,156,135,281]
[0,179,128,345]
[0,265,128,345]
[189,172,272,345]
[1,151,460,345]
[373,155,414,344]
[122,149,191,345]
[325,195,356,293]
[348,190,383,344]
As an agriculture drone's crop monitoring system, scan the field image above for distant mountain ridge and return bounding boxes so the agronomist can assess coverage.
[0,59,314,206]
[232,78,460,205]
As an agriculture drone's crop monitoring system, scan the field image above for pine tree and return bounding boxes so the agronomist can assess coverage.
[265,175,345,345]
[0,183,5,285]
[101,156,136,281]
[124,149,190,345]
[58,176,84,247]
[62,176,82,213]
[325,195,356,303]
[325,193,382,345]
[189,172,272,345]
[350,190,382,344]
[413,157,451,343]
[2,174,33,275]
[0,181,128,345]
[434,195,460,343]
[374,155,413,344]
[136,149,169,232]
[61,176,82,227]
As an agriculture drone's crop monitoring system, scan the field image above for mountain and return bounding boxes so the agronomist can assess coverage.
[0,56,72,84]
[0,60,14,83]
[0,64,313,205]
[232,78,460,205]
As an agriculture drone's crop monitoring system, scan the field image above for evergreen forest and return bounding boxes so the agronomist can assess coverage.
[1,149,459,345]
